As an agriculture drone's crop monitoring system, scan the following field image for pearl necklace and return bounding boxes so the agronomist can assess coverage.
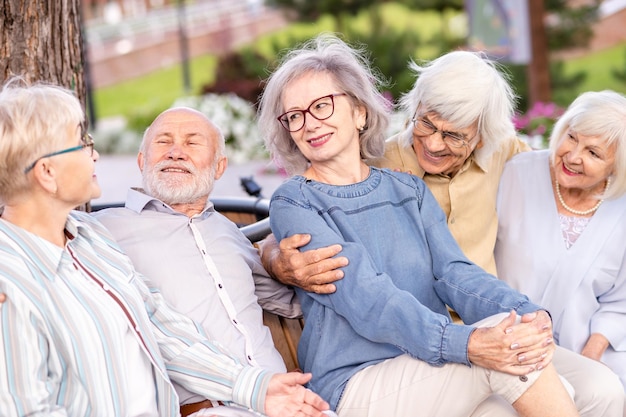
[555,178,610,216]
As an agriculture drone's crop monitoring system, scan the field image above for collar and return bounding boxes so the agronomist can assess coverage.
[124,187,215,219]
[0,213,91,282]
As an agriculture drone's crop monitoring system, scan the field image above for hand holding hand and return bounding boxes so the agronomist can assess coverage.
[468,311,554,375]
[265,372,331,417]
[260,234,347,294]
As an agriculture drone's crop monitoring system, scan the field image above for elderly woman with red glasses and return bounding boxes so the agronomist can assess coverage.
[254,33,620,417]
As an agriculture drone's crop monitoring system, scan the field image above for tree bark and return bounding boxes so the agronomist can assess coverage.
[1,0,89,210]
[0,0,86,109]
[527,0,552,103]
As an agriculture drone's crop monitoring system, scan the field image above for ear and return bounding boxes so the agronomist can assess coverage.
[214,156,228,181]
[32,159,59,194]
[475,138,484,150]
[137,151,145,172]
[355,104,367,131]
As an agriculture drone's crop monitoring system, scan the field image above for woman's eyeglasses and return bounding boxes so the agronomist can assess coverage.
[277,93,346,132]
[24,129,95,174]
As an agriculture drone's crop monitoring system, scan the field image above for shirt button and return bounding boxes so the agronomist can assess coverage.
[519,375,528,382]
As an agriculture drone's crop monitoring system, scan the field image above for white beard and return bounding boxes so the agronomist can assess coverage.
[143,160,216,206]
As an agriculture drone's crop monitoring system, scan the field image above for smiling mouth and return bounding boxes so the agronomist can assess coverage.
[422,147,450,160]
[161,167,190,174]
[308,133,331,145]
[562,164,582,175]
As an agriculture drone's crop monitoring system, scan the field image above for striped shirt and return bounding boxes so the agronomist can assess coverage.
[0,211,271,416]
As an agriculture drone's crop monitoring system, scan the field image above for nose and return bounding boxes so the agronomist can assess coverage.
[166,143,187,159]
[92,148,100,162]
[420,130,447,152]
[303,112,322,131]
[567,145,584,163]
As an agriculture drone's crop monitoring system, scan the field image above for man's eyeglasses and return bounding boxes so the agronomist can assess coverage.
[24,129,95,174]
[411,115,474,149]
[277,93,347,132]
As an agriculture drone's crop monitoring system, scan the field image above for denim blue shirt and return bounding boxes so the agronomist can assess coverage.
[269,167,542,409]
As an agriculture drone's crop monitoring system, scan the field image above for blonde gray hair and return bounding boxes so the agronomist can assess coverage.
[0,77,84,203]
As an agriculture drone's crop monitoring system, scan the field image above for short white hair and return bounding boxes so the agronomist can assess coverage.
[548,90,626,200]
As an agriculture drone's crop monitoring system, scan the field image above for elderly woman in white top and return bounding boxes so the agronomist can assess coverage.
[495,90,626,395]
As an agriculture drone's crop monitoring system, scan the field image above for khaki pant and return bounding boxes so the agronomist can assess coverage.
[337,314,624,417]
[471,346,624,417]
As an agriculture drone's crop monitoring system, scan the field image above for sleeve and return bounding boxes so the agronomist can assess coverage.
[251,262,302,319]
[590,246,626,351]
[0,263,68,417]
[417,184,543,324]
[510,136,532,156]
[269,182,474,366]
[237,227,302,318]
[132,269,273,412]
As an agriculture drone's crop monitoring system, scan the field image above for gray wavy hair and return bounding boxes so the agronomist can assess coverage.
[257,33,390,175]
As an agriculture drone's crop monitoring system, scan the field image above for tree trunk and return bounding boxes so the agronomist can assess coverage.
[527,0,551,104]
[1,0,89,210]
[0,0,86,109]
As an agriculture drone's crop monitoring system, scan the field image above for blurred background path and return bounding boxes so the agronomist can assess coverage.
[93,156,286,206]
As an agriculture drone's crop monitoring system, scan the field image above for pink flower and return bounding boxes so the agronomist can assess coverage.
[513,101,564,137]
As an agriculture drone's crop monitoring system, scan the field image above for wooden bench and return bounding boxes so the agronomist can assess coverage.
[262,311,304,371]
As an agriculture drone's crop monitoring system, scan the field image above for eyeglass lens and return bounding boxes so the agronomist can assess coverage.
[279,95,338,132]
[413,117,467,147]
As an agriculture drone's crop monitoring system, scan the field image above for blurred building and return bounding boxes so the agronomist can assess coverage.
[82,0,286,88]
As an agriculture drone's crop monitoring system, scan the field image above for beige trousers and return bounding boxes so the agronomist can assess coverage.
[471,346,624,417]
[336,314,624,417]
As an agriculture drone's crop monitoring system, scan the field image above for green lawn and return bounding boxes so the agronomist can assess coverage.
[563,46,626,95]
[92,54,217,119]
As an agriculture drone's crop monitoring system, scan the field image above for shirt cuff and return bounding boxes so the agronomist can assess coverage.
[232,366,273,413]
[440,323,474,365]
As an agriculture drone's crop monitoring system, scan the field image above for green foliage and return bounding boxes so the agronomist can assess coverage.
[266,0,464,20]
[206,3,463,103]
[399,0,464,11]
[506,44,626,112]
[544,0,600,51]
[266,0,378,22]
[549,60,587,107]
